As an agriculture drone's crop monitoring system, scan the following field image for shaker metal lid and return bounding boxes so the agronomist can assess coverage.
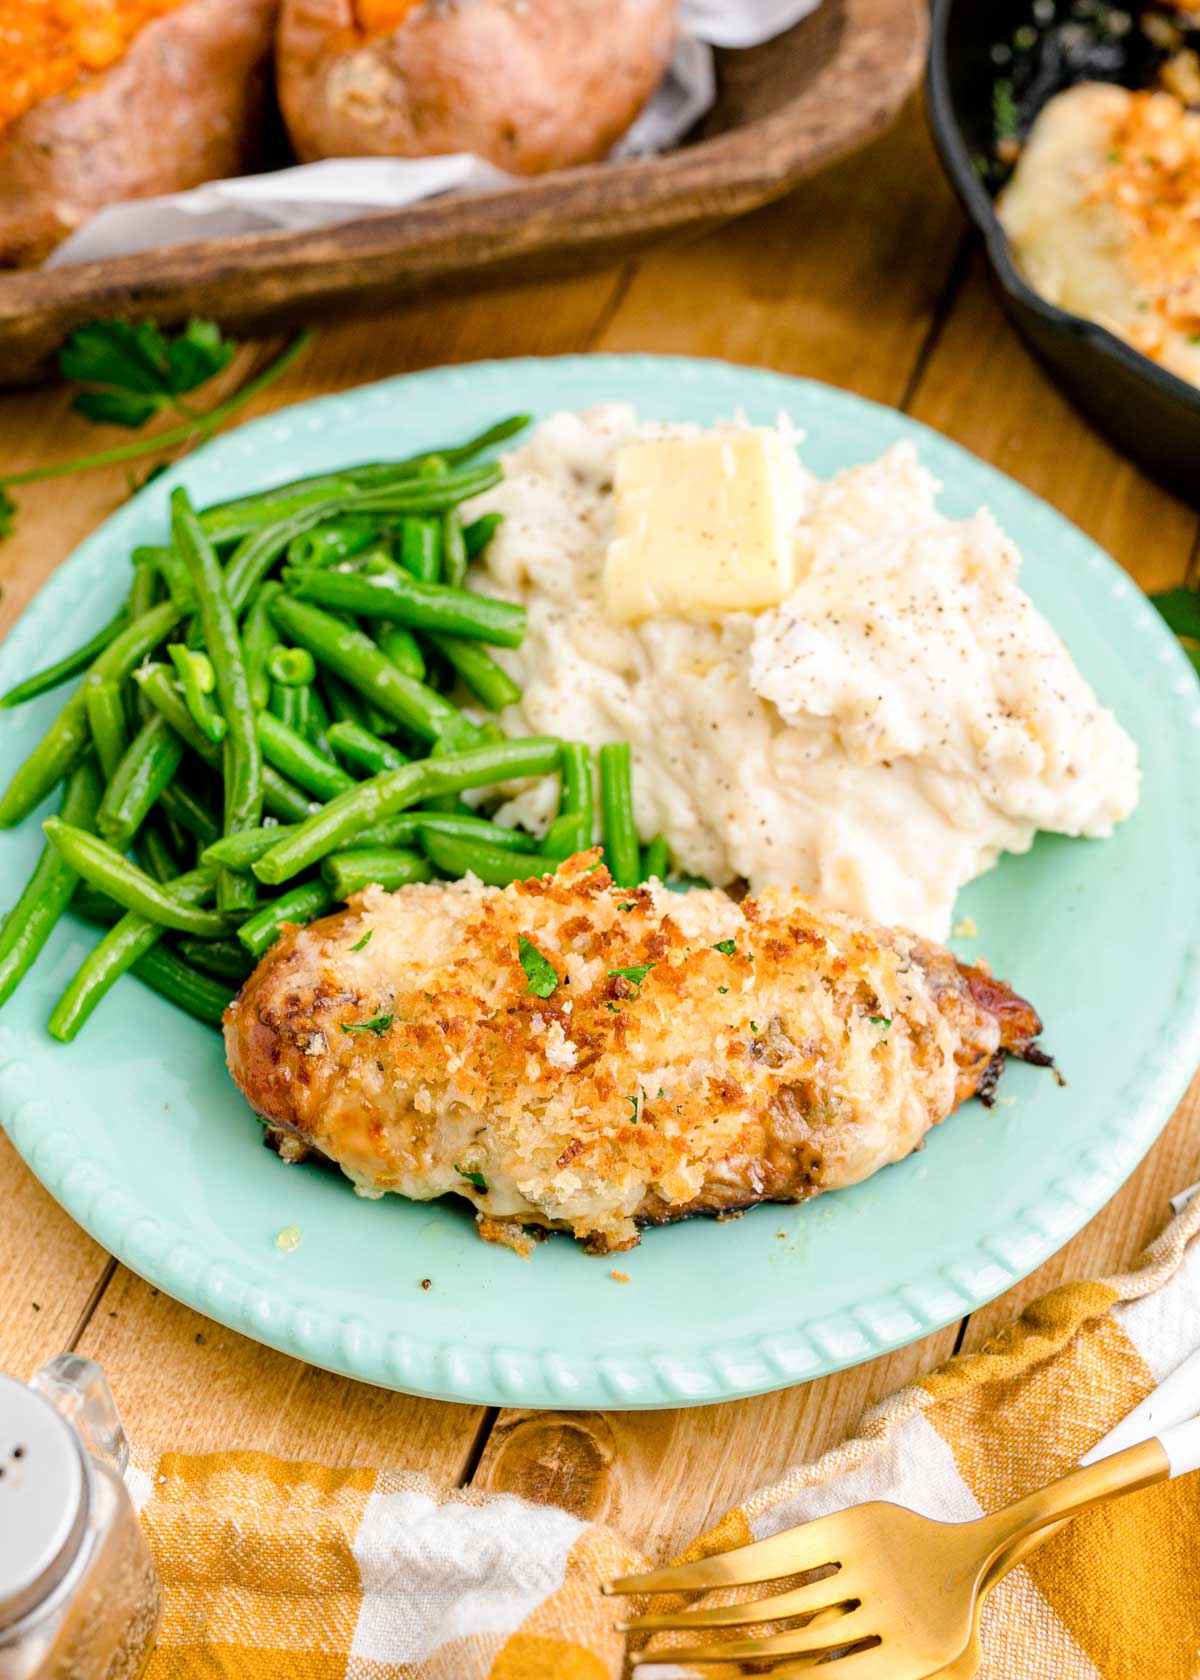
[0,1373,88,1630]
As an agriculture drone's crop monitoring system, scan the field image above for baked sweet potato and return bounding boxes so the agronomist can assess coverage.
[0,0,279,267]
[276,0,679,175]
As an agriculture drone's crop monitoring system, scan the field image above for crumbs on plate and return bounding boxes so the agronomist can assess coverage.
[610,1270,631,1284]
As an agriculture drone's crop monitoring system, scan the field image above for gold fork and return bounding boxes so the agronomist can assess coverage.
[606,1414,1200,1676]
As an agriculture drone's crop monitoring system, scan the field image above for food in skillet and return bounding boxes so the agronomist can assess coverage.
[276,0,679,174]
[224,850,1047,1255]
[998,83,1200,385]
[0,0,279,267]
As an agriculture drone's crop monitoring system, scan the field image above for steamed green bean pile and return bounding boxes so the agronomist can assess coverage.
[0,413,681,1042]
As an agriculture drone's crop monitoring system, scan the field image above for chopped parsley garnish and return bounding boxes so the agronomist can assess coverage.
[609,962,655,990]
[750,1020,760,1034]
[605,1001,620,1013]
[455,1164,488,1191]
[626,1095,640,1123]
[869,1015,891,1029]
[518,935,559,998]
[712,939,737,956]
[618,902,637,913]
[718,986,728,995]
[341,1013,392,1037]
[349,929,373,952]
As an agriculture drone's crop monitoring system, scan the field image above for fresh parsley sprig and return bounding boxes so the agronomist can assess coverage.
[60,318,236,428]
[0,321,313,541]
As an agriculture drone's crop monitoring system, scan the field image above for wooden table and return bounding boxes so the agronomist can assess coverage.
[1,97,1198,1563]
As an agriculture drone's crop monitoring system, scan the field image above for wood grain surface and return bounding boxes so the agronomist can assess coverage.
[1,98,1197,1565]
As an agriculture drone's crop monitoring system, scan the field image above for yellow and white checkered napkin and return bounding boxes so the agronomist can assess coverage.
[130,1193,1200,1680]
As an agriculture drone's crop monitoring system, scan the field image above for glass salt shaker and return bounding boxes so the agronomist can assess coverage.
[0,1354,161,1680]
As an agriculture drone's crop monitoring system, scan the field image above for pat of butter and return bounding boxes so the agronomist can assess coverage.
[603,430,804,623]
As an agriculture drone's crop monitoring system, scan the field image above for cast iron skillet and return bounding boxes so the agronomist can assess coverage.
[927,0,1200,504]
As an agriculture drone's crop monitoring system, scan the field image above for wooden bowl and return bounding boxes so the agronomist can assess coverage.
[0,0,925,385]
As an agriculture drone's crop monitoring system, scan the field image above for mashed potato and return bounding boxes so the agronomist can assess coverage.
[467,405,1139,939]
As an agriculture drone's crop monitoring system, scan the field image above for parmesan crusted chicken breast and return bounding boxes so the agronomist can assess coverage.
[224,852,1046,1254]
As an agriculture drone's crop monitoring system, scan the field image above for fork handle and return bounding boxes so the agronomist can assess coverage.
[972,1420,1200,1568]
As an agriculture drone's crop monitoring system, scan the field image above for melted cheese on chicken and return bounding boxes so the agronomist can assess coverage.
[224,854,1043,1254]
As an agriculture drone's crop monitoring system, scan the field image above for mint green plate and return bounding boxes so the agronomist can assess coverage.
[2,357,1198,1410]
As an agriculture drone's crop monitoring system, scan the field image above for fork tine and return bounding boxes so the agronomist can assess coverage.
[618,1572,858,1632]
[641,1603,872,1664]
[604,1521,842,1596]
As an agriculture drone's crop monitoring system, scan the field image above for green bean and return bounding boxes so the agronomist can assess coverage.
[241,583,280,711]
[43,820,230,936]
[270,680,327,754]
[173,489,263,913]
[441,510,469,589]
[200,418,521,546]
[138,823,182,885]
[326,720,408,776]
[238,880,335,957]
[426,633,521,711]
[0,759,103,1010]
[168,644,226,745]
[268,594,476,746]
[599,741,639,888]
[435,414,529,465]
[287,517,382,569]
[0,601,181,828]
[84,680,129,780]
[136,663,312,826]
[204,808,530,870]
[640,834,669,883]
[221,466,502,612]
[322,847,433,898]
[160,807,190,867]
[423,830,551,888]
[267,645,316,687]
[282,567,526,648]
[132,664,216,760]
[95,714,185,849]
[47,866,218,1040]
[71,883,121,926]
[253,736,560,885]
[463,512,503,561]
[541,742,595,860]
[303,680,333,756]
[399,517,441,583]
[256,711,354,803]
[0,607,127,709]
[202,479,361,547]
[128,559,159,619]
[377,623,426,682]
[320,671,371,731]
[202,825,290,869]
[158,780,221,847]
[268,679,302,732]
[132,544,196,613]
[259,769,317,823]
[132,945,232,1023]
[177,935,254,983]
